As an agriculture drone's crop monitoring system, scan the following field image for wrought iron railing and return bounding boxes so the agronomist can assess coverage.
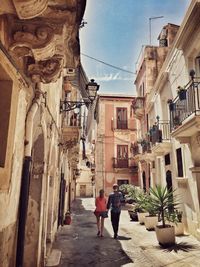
[112,119,136,131]
[112,157,138,171]
[113,158,129,168]
[149,118,170,145]
[169,78,200,131]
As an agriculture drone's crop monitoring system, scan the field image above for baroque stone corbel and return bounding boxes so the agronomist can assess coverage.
[12,0,48,19]
[27,55,64,83]
[9,25,64,61]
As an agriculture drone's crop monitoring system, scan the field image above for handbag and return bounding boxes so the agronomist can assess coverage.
[100,211,108,218]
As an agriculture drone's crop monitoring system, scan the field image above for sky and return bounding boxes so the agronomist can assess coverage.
[80,0,191,96]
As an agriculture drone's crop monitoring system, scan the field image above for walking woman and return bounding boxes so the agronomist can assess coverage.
[94,189,108,237]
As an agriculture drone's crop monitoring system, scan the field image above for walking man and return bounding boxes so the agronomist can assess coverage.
[107,184,123,239]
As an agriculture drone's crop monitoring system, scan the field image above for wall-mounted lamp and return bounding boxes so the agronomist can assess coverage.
[60,79,99,112]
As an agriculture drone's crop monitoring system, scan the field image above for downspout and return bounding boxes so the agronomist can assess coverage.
[16,83,42,267]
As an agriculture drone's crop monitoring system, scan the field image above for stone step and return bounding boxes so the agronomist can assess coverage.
[45,249,61,267]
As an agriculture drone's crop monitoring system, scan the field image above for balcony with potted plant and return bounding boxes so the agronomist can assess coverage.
[150,116,171,156]
[169,70,200,143]
[138,138,154,161]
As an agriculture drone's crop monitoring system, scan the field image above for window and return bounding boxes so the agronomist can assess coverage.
[117,145,128,168]
[176,148,183,177]
[116,108,127,129]
[0,81,12,167]
[165,154,170,165]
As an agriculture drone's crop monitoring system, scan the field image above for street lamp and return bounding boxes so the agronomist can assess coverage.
[60,79,99,112]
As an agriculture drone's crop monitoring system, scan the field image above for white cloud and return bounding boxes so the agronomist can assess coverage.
[92,72,133,82]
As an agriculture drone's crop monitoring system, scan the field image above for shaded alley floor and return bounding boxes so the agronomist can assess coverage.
[53,198,200,267]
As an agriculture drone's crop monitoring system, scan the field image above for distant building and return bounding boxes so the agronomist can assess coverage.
[93,94,138,196]
[134,23,179,192]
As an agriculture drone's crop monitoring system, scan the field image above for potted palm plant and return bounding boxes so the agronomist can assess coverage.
[150,185,179,246]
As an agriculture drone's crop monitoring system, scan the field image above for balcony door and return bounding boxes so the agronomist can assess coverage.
[117,145,128,168]
[117,108,127,129]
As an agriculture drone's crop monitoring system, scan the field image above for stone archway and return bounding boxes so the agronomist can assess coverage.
[24,132,45,267]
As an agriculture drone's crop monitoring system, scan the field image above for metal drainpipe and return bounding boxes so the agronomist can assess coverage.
[16,84,42,267]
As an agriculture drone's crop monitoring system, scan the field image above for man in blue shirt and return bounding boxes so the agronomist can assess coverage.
[107,184,123,239]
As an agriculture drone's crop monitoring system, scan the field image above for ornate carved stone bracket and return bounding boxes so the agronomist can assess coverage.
[9,25,64,61]
[12,0,48,19]
[27,55,64,83]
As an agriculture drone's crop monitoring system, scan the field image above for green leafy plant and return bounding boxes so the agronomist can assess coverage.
[150,185,179,228]
[167,209,183,224]
[135,190,150,212]
[145,196,158,216]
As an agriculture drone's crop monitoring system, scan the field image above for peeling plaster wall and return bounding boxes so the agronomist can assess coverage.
[0,76,28,266]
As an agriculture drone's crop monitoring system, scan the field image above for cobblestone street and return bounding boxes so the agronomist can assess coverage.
[53,198,200,267]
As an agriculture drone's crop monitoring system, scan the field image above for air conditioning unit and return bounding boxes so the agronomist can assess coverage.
[64,68,76,76]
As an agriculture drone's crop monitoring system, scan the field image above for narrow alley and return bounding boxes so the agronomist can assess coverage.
[53,198,200,267]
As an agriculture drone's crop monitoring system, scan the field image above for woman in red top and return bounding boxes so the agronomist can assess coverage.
[94,189,107,237]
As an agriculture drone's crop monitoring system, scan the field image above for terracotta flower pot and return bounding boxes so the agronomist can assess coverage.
[155,225,175,246]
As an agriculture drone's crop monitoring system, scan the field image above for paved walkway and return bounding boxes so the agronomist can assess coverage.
[53,198,200,267]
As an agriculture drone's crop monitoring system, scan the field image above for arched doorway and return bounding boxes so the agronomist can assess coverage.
[142,171,146,192]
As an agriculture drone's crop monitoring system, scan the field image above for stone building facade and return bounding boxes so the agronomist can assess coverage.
[94,94,138,196]
[0,1,87,266]
[134,0,200,240]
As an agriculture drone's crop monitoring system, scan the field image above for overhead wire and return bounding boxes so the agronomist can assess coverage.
[81,53,136,75]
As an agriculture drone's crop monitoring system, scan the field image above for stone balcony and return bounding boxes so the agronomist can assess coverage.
[132,97,145,120]
[62,123,81,150]
[0,0,86,84]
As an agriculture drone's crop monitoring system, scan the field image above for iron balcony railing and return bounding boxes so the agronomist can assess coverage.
[149,119,170,145]
[112,158,138,171]
[112,119,136,131]
[169,78,200,131]
[116,120,128,129]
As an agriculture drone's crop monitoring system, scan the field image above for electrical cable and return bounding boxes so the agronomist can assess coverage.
[81,53,136,74]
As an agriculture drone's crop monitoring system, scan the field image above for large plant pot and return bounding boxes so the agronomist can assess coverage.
[144,215,158,230]
[175,222,184,236]
[170,222,184,236]
[137,212,149,224]
[155,225,175,246]
[128,210,138,221]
